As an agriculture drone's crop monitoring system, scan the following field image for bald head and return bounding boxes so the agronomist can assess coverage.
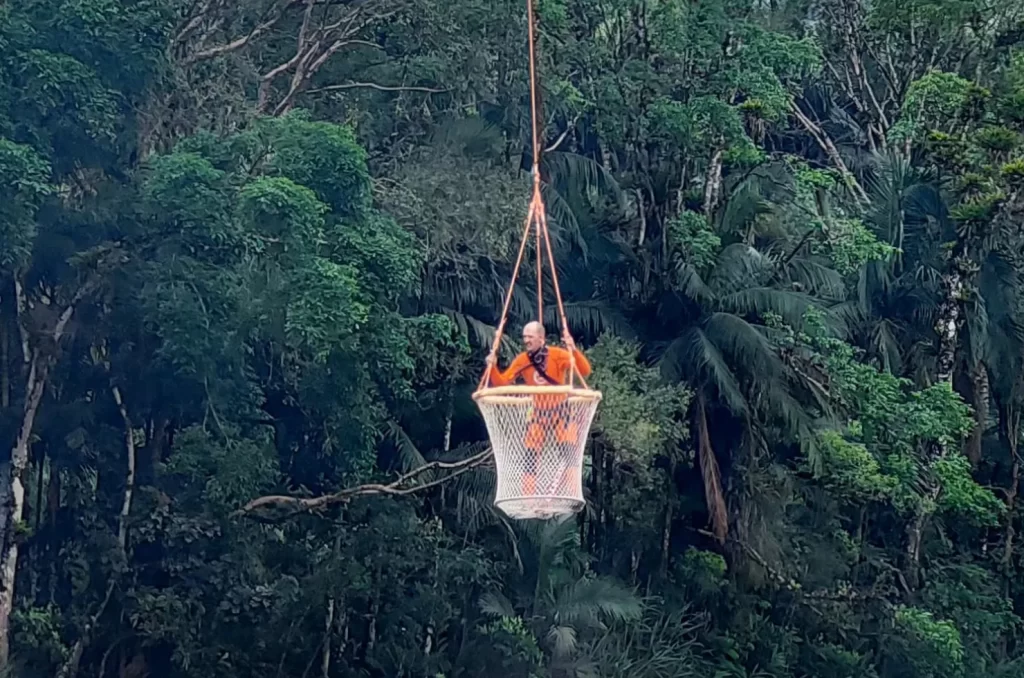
[522,321,546,353]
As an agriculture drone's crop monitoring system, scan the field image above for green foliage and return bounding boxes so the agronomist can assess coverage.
[815,429,899,503]
[891,606,965,678]
[813,218,895,275]
[667,210,721,274]
[589,335,690,467]
[0,138,51,272]
[478,616,545,677]
[5,1,1024,678]
[795,313,1000,528]
[890,71,986,143]
[10,606,65,672]
[932,455,1004,526]
[972,126,1020,154]
[949,191,1003,224]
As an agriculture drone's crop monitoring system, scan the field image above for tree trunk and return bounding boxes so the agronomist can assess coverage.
[1,318,8,409]
[321,598,335,678]
[905,507,929,591]
[966,363,989,466]
[112,385,135,551]
[790,102,869,203]
[934,268,964,385]
[54,383,135,678]
[55,582,115,678]
[703,147,723,216]
[660,497,673,577]
[1001,407,1020,575]
[0,283,90,667]
[906,254,967,589]
[588,440,604,556]
[635,188,647,246]
[442,391,453,454]
[0,353,48,666]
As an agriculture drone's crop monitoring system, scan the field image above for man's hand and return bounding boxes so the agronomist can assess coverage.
[562,329,576,351]
[485,353,497,367]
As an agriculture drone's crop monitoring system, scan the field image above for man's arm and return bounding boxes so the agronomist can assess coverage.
[561,331,591,378]
[570,348,591,377]
[487,353,529,386]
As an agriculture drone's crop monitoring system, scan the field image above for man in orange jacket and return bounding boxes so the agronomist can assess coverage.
[485,321,592,497]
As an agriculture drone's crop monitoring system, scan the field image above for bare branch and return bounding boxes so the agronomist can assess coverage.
[306,82,449,94]
[13,279,28,368]
[260,0,400,115]
[111,385,135,552]
[790,101,869,204]
[238,448,494,519]
[54,581,117,678]
[544,112,583,153]
[181,0,303,65]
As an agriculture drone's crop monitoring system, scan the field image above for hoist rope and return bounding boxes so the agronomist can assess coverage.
[476,0,587,392]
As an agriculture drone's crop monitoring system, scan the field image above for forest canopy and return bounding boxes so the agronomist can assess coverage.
[2,0,1024,676]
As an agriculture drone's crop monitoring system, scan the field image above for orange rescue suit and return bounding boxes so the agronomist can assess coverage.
[486,345,592,389]
[486,346,592,496]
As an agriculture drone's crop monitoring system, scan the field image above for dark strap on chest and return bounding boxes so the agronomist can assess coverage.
[514,348,560,385]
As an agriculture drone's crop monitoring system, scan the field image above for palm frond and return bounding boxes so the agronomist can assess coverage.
[784,258,846,301]
[532,515,580,578]
[715,178,775,239]
[442,308,517,358]
[541,151,625,210]
[540,182,586,259]
[385,420,428,473]
[702,312,786,382]
[546,625,579,659]
[869,318,905,374]
[660,327,748,415]
[543,300,634,340]
[708,243,772,293]
[673,264,715,305]
[695,395,728,543]
[719,287,825,331]
[451,469,501,532]
[865,150,914,248]
[479,591,517,618]
[553,577,643,631]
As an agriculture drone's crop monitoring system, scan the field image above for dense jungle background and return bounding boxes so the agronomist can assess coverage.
[3,0,1024,675]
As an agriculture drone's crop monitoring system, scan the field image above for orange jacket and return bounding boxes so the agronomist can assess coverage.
[487,346,592,387]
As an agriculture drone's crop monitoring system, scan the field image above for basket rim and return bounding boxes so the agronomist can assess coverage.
[496,494,586,504]
[472,385,602,400]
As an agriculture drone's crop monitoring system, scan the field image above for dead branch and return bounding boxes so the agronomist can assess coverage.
[790,100,869,204]
[238,448,494,519]
[54,581,116,678]
[180,0,304,65]
[259,0,402,115]
[306,82,450,95]
[111,384,135,552]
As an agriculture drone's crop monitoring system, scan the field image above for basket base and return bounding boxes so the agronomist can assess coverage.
[495,495,584,520]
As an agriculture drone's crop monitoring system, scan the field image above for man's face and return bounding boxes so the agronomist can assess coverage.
[522,325,545,353]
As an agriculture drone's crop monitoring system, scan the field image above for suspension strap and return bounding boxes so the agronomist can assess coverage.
[477,0,588,392]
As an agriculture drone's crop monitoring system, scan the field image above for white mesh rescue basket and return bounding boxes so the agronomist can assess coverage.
[474,385,601,519]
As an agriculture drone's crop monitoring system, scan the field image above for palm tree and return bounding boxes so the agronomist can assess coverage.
[654,163,844,543]
[477,516,643,677]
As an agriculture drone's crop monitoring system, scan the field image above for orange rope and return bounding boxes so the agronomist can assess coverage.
[476,0,586,392]
[526,0,542,171]
[535,184,544,325]
[478,197,538,391]
[537,201,589,390]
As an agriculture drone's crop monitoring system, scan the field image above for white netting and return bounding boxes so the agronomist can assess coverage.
[473,385,601,520]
